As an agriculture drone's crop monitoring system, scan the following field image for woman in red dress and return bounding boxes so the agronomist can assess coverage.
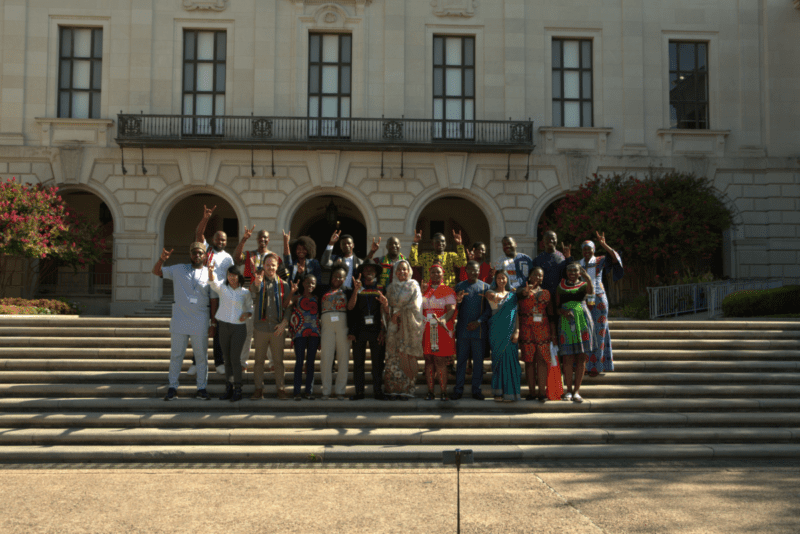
[422,263,457,400]
[518,267,557,401]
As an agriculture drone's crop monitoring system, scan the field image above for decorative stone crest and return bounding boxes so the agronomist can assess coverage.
[431,0,476,17]
[182,0,228,11]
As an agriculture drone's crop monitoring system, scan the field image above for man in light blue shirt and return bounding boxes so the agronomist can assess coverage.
[152,242,213,401]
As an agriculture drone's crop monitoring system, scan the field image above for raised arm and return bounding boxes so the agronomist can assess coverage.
[408,230,422,267]
[151,248,173,277]
[233,224,254,265]
[195,205,215,243]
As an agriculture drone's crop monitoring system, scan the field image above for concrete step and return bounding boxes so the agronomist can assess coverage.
[613,329,800,339]
[610,320,800,331]
[1,426,797,446]
[2,411,799,429]
[1,443,799,463]
[613,350,800,361]
[3,359,798,373]
[1,371,799,386]
[3,397,799,414]
[1,381,800,402]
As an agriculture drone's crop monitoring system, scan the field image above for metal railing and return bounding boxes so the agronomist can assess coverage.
[37,271,113,296]
[116,114,535,153]
[647,278,800,319]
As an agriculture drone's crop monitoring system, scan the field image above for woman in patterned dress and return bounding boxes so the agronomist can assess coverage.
[486,270,522,402]
[421,263,457,400]
[518,267,557,401]
[288,273,320,400]
[556,263,595,403]
[580,231,624,376]
[377,260,424,400]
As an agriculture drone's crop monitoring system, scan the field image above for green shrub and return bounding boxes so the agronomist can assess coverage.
[721,285,800,317]
[612,294,650,320]
[0,298,78,315]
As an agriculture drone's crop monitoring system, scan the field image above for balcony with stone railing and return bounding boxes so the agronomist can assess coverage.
[115,114,534,153]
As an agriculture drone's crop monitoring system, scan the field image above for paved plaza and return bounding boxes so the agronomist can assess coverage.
[2,461,799,533]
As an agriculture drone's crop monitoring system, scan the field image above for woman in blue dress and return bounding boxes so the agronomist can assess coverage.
[486,270,521,402]
[579,231,624,376]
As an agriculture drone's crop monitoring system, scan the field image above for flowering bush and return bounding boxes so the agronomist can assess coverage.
[0,177,110,297]
[540,172,733,286]
[0,297,79,315]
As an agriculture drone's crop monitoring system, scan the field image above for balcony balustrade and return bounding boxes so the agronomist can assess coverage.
[116,114,534,153]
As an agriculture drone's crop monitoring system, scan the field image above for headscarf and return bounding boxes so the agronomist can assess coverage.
[580,241,597,282]
[386,259,423,378]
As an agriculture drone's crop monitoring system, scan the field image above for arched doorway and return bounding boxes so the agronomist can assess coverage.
[415,196,490,258]
[290,195,368,260]
[38,190,114,298]
[163,193,240,267]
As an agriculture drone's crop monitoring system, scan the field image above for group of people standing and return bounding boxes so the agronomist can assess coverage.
[152,207,623,404]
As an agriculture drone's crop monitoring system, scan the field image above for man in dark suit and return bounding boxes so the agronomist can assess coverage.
[320,230,364,291]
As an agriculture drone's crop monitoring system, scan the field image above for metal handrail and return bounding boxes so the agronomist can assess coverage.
[116,113,535,153]
[646,278,800,319]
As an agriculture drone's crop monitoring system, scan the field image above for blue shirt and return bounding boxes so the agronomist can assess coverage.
[455,280,491,339]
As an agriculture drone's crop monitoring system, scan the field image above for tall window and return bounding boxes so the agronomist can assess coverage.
[552,39,593,127]
[58,27,103,119]
[308,34,351,137]
[183,30,226,135]
[669,41,708,129]
[433,36,475,139]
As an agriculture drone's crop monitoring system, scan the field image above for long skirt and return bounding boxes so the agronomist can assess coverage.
[585,292,614,375]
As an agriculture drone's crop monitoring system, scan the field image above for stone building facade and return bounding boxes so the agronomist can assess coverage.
[0,0,798,315]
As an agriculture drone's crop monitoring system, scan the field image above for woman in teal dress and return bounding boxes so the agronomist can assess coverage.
[486,270,521,402]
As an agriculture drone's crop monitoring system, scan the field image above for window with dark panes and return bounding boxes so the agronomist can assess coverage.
[308,34,352,137]
[669,41,708,129]
[183,30,226,135]
[58,27,103,119]
[433,36,475,140]
[552,39,593,127]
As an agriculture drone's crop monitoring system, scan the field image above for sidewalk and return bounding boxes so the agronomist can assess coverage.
[2,461,799,533]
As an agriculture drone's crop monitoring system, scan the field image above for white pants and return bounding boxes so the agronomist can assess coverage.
[169,333,208,390]
[239,315,253,367]
[320,312,350,396]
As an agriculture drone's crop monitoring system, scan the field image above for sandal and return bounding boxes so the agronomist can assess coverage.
[572,393,583,403]
[561,392,573,401]
[425,392,435,401]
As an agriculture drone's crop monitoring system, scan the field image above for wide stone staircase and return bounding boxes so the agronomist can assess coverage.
[0,316,798,463]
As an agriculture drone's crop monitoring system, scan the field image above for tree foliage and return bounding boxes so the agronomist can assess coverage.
[0,177,111,297]
[539,172,734,285]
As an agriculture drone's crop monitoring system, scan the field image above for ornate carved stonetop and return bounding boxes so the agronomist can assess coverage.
[431,0,476,17]
[182,0,228,11]
[293,0,372,5]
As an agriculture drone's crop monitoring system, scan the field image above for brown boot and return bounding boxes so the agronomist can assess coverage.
[250,388,263,400]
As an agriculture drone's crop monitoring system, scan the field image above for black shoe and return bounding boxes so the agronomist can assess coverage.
[425,392,435,401]
[525,394,536,401]
[440,393,448,401]
[349,393,365,401]
[163,387,177,401]
[388,394,398,401]
[471,392,485,401]
[220,383,233,401]
[230,386,242,403]
[374,392,387,401]
[449,393,463,400]
[195,389,211,401]
[538,396,547,403]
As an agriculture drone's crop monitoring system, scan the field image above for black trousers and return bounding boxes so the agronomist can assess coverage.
[352,330,385,397]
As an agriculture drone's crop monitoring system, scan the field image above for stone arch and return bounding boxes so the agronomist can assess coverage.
[526,187,567,256]
[56,181,124,232]
[146,182,249,237]
[405,186,505,260]
[276,184,379,239]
